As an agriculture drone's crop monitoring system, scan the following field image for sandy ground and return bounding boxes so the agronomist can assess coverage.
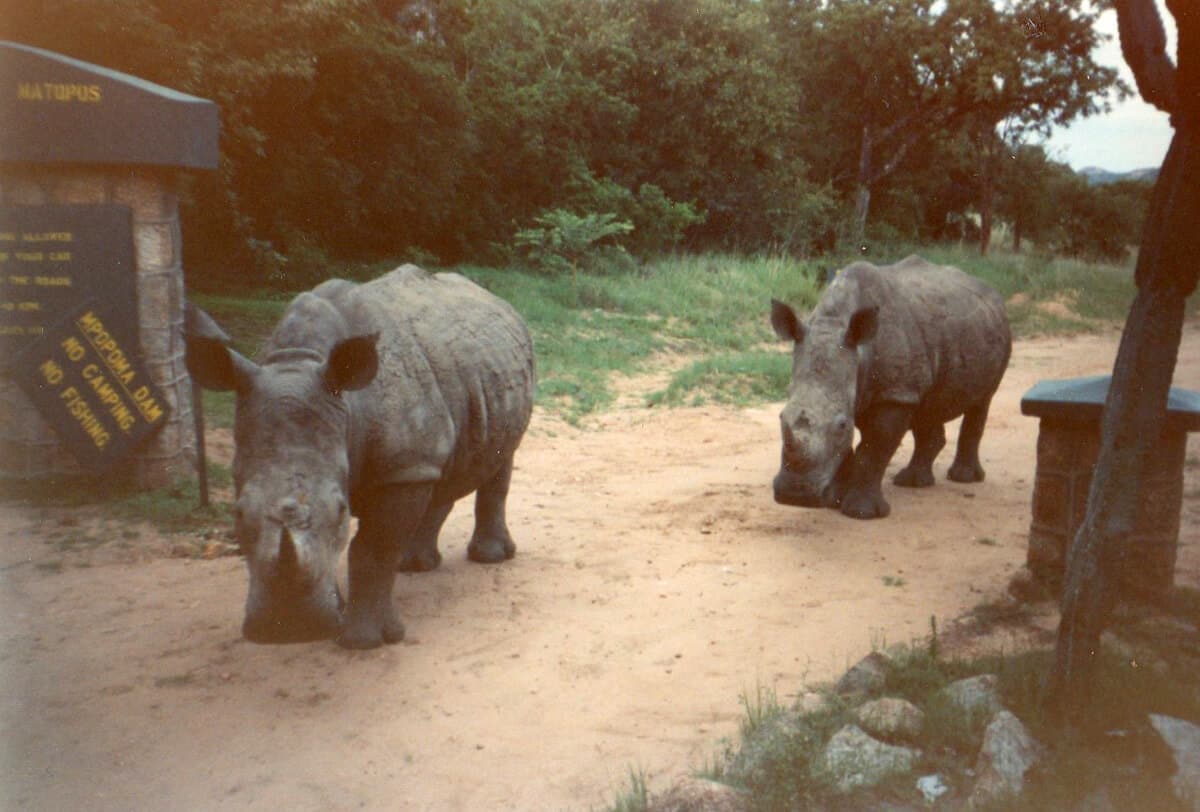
[2,324,1199,811]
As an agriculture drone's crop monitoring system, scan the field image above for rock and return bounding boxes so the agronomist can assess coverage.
[916,773,950,804]
[821,724,920,794]
[1148,714,1200,810]
[968,710,1044,809]
[835,651,891,698]
[856,697,925,742]
[939,674,1004,719]
[798,691,834,715]
[647,776,748,812]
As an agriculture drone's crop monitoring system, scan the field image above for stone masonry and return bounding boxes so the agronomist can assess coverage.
[0,166,194,486]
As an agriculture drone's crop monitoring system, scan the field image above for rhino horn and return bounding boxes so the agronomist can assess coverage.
[278,526,300,578]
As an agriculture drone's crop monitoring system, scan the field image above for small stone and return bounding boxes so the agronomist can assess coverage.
[916,773,950,804]
[821,724,920,794]
[856,697,925,742]
[835,651,891,697]
[968,710,1044,809]
[647,776,747,812]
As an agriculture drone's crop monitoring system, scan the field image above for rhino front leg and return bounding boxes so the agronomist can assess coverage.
[338,484,433,650]
[468,455,517,564]
[893,418,945,488]
[948,400,990,483]
[841,404,911,519]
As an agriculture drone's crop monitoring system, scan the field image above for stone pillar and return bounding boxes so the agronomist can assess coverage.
[0,167,193,485]
[0,41,218,487]
[1021,375,1200,601]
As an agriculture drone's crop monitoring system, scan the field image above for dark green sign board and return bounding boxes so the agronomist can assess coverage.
[0,40,219,169]
[11,299,168,472]
[0,204,136,360]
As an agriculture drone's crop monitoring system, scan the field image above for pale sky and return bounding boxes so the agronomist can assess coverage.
[1041,3,1177,173]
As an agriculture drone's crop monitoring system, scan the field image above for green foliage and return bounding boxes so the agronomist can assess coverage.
[0,0,1128,280]
[514,209,635,277]
[647,352,791,408]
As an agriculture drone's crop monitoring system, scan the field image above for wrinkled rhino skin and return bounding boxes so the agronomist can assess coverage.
[770,255,1011,519]
[187,265,535,648]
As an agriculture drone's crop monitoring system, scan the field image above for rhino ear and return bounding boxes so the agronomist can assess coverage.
[186,334,256,392]
[845,306,878,348]
[324,333,379,394]
[770,299,805,343]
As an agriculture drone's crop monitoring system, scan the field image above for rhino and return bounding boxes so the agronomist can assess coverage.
[769,255,1010,520]
[186,265,535,648]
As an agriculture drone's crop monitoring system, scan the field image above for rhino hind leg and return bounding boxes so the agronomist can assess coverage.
[338,484,433,650]
[947,401,990,483]
[893,419,946,488]
[398,502,451,572]
[467,455,518,564]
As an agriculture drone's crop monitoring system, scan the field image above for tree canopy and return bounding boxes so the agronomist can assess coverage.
[0,0,1132,286]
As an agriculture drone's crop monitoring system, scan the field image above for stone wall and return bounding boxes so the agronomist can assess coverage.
[0,166,195,486]
[1028,417,1183,600]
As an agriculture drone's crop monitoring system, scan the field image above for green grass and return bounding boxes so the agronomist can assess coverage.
[186,246,1153,426]
[601,767,650,812]
[0,465,233,536]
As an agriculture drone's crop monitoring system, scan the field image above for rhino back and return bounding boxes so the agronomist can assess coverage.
[834,258,1010,419]
[339,266,534,499]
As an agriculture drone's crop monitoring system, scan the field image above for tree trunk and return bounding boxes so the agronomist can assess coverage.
[978,161,994,256]
[850,121,874,249]
[1045,128,1199,723]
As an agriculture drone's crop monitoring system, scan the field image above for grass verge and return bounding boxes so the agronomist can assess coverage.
[186,245,1145,426]
[626,589,1200,811]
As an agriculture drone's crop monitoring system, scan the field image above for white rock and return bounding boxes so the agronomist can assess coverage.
[856,697,925,742]
[1148,714,1200,810]
[968,710,1044,809]
[916,773,950,804]
[821,724,920,794]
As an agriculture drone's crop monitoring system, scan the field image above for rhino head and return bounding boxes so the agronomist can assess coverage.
[769,298,877,509]
[186,316,379,643]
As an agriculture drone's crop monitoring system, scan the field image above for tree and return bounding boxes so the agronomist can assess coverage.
[947,0,1125,255]
[776,0,1123,249]
[1045,0,1197,725]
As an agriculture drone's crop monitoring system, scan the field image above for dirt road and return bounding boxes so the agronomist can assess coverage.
[3,324,1199,811]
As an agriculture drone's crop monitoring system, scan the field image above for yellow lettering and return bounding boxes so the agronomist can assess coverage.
[40,359,64,385]
[35,275,71,286]
[8,276,30,285]
[61,336,86,362]
[21,232,73,243]
[15,251,43,261]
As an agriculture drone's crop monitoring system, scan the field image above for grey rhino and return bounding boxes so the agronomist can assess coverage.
[769,255,1010,519]
[186,265,535,648]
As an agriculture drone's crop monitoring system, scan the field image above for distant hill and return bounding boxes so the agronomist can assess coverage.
[1078,166,1159,185]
